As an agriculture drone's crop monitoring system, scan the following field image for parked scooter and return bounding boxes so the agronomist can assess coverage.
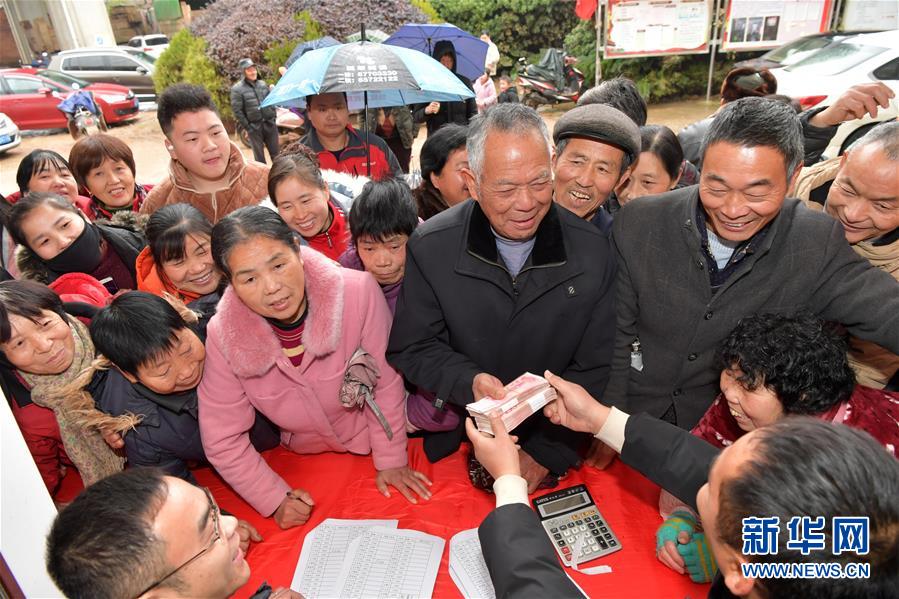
[517,49,585,107]
[71,106,104,138]
[236,107,305,149]
[57,90,106,140]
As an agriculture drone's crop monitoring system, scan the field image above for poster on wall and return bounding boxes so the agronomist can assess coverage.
[842,0,899,31]
[604,0,713,58]
[722,0,834,52]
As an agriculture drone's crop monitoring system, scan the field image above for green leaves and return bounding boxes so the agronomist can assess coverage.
[432,0,579,73]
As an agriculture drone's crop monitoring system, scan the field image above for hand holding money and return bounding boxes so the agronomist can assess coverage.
[466,372,557,435]
[465,412,521,479]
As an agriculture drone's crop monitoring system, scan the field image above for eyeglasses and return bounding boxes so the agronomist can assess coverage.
[135,487,221,598]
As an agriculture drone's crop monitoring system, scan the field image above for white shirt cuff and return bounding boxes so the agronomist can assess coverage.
[493,474,529,507]
[594,406,629,453]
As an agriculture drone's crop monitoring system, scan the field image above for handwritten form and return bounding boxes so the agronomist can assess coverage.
[292,520,444,599]
[291,519,398,598]
[448,528,496,599]
[336,527,444,599]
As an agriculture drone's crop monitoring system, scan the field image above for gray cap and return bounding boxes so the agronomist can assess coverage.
[553,103,641,162]
[238,58,255,70]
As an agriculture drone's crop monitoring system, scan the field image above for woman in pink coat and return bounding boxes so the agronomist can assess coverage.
[200,206,431,529]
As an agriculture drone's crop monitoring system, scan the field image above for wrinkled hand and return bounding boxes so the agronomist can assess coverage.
[472,372,506,401]
[657,512,693,575]
[273,488,314,530]
[425,101,441,115]
[656,511,717,583]
[236,519,262,554]
[809,82,895,127]
[583,438,617,470]
[465,412,520,479]
[376,466,432,504]
[269,588,304,599]
[100,427,124,449]
[518,449,550,494]
[543,370,609,434]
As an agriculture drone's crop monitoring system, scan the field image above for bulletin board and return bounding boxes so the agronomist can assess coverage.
[722,0,835,51]
[604,0,714,58]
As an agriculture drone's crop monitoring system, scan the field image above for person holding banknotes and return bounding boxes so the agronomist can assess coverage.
[388,104,617,492]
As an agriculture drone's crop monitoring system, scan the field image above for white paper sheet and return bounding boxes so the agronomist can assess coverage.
[448,528,496,599]
[290,518,398,599]
[336,526,445,599]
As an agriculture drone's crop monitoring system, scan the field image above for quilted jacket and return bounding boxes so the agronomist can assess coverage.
[140,142,269,222]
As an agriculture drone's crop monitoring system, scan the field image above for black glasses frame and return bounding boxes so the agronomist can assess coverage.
[134,487,221,598]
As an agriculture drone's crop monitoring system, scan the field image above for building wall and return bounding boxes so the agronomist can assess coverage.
[0,395,62,597]
[3,0,116,65]
[47,0,116,48]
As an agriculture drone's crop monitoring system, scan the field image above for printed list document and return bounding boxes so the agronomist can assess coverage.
[336,526,445,599]
[291,518,398,599]
[448,528,496,599]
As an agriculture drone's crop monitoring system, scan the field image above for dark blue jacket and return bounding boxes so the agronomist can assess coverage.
[89,368,205,481]
[89,368,279,482]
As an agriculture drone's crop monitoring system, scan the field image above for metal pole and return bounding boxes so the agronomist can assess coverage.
[705,0,721,102]
[364,90,371,177]
[595,3,602,84]
[831,0,844,31]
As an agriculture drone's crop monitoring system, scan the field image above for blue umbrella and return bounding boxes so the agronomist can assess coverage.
[262,41,474,110]
[284,36,340,69]
[385,23,488,81]
[262,40,473,175]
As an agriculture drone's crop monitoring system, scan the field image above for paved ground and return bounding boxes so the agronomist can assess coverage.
[0,98,717,197]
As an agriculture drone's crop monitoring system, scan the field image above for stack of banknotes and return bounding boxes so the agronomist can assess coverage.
[466,372,557,435]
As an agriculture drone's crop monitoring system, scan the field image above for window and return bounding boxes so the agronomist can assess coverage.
[4,77,45,94]
[106,55,142,72]
[64,56,105,71]
[36,69,90,89]
[873,57,899,81]
[146,36,168,46]
[785,42,887,76]
[128,38,142,47]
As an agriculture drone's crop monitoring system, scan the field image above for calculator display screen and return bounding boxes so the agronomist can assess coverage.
[542,494,588,516]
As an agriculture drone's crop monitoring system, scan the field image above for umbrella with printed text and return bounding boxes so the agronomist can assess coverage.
[261,38,474,175]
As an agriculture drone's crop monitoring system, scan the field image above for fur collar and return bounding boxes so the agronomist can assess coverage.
[212,246,345,378]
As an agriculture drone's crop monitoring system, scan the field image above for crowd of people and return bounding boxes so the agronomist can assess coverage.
[1,51,898,599]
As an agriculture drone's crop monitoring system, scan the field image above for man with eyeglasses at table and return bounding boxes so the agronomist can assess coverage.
[45,468,302,599]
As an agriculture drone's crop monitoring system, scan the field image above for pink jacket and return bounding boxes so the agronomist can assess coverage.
[198,247,408,516]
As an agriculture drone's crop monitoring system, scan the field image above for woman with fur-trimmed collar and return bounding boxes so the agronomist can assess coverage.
[200,207,431,529]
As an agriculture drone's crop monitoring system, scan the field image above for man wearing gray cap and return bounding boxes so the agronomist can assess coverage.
[551,104,640,234]
[231,58,279,163]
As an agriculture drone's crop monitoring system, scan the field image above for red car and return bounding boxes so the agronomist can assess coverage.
[0,68,139,130]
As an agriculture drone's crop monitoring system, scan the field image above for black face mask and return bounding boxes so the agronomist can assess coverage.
[45,221,103,274]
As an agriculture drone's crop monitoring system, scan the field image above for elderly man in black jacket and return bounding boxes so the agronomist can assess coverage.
[387,103,617,492]
[603,97,899,440]
[230,58,278,164]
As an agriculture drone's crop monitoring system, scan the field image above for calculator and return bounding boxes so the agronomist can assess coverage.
[532,484,622,565]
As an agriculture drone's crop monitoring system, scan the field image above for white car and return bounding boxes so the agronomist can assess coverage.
[0,112,21,154]
[125,34,170,59]
[771,29,899,158]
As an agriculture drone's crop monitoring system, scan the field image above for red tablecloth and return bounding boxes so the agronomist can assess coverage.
[191,439,711,599]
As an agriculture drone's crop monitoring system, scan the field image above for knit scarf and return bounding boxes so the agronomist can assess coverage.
[20,318,128,486]
[853,237,899,278]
